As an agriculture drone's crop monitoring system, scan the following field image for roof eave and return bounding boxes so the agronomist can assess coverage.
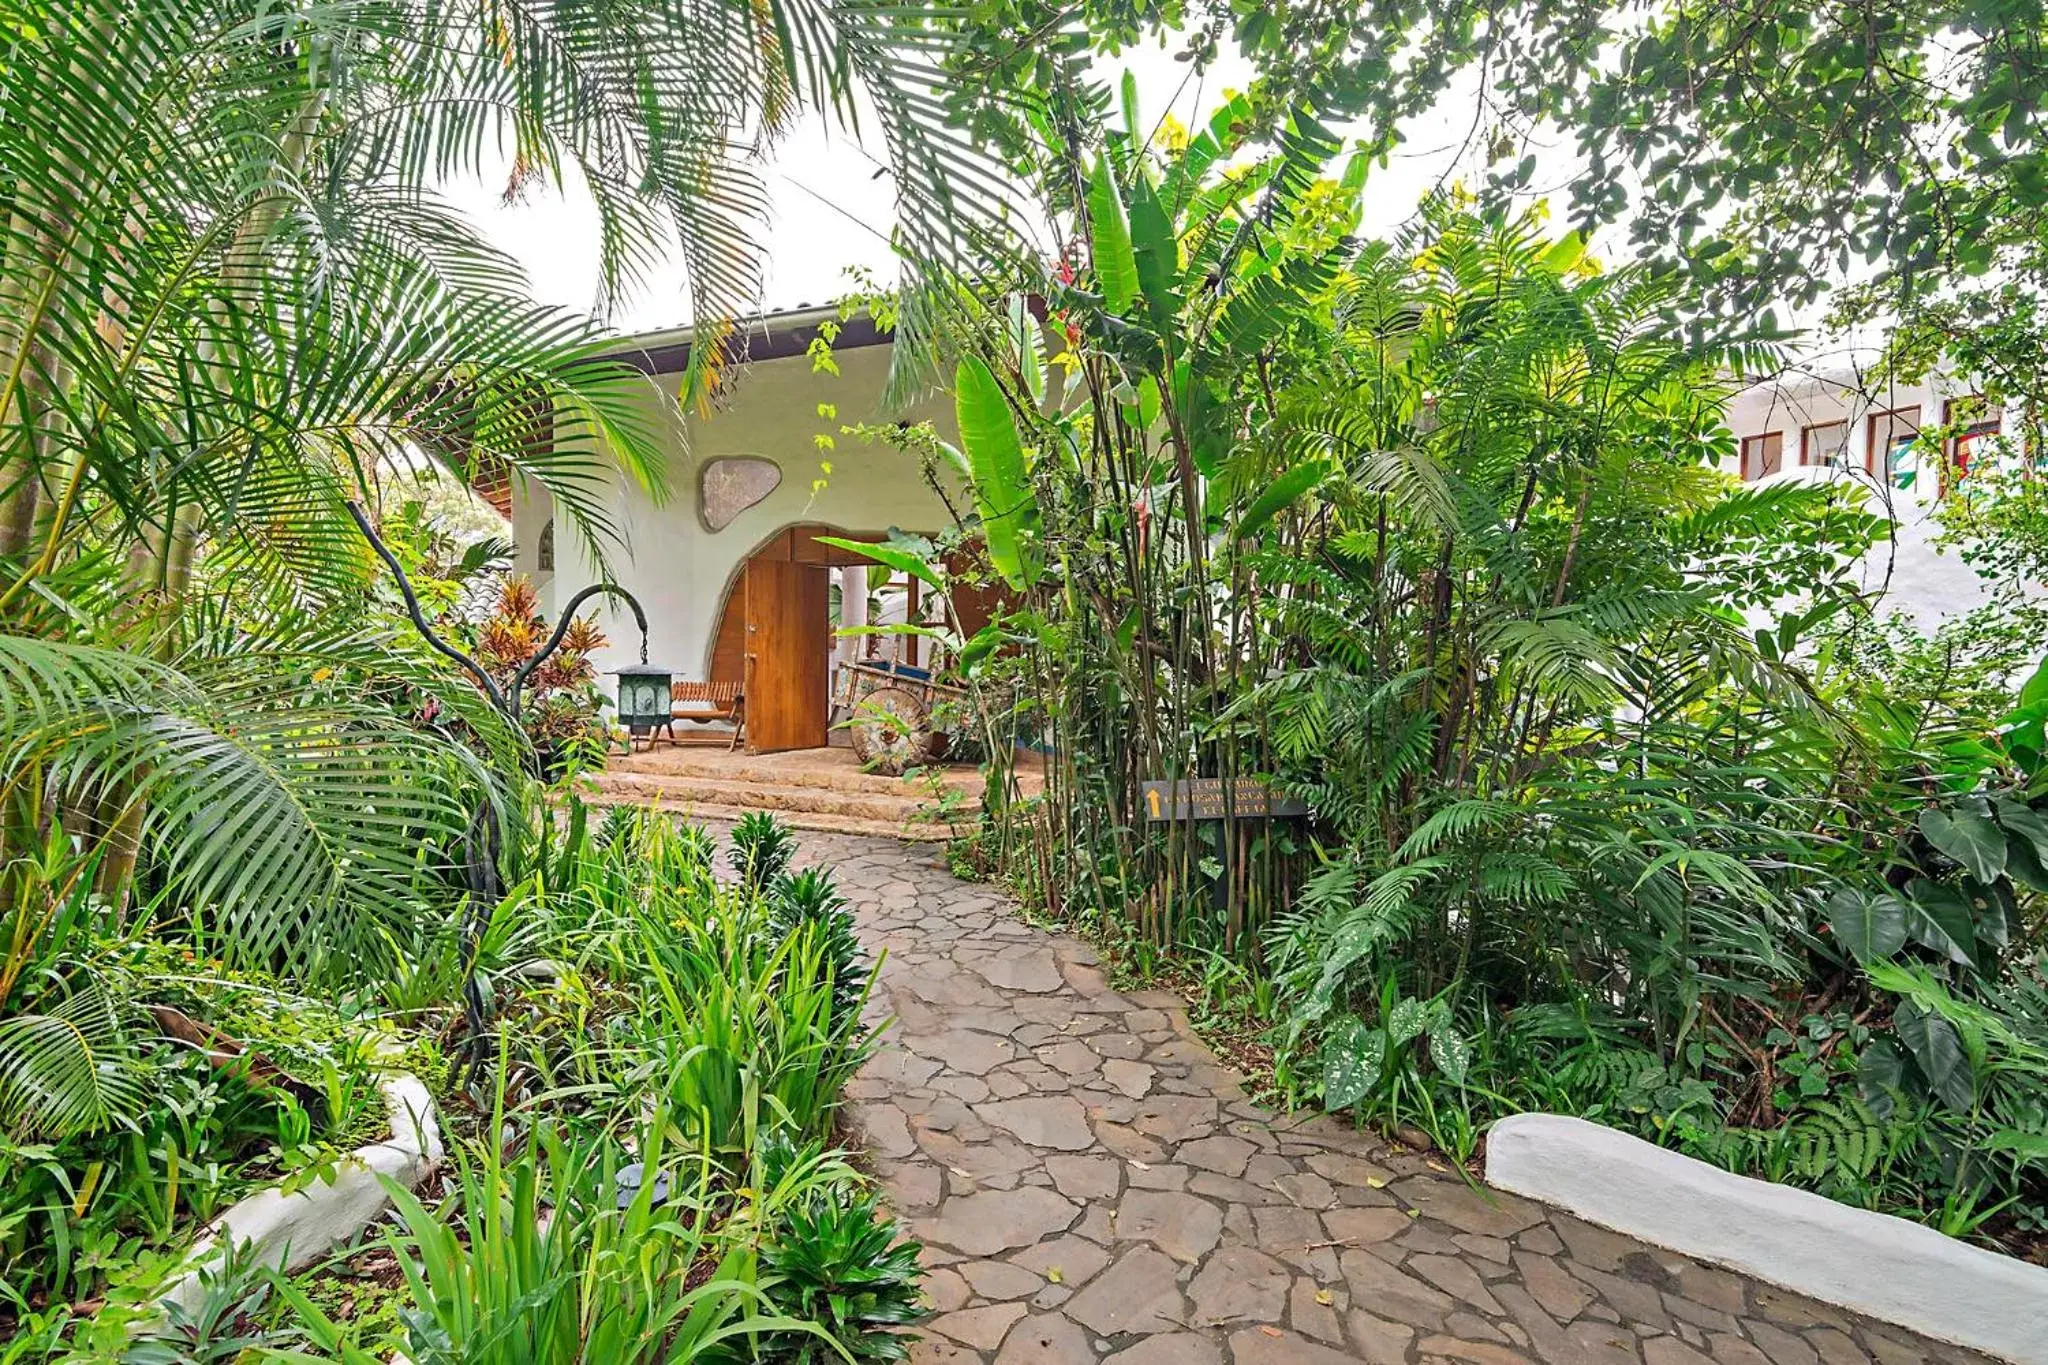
[598,304,893,376]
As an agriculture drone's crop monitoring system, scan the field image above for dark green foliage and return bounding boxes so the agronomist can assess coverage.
[0,943,387,1317]
[119,1241,301,1363]
[914,70,2048,1253]
[771,867,870,1034]
[730,812,798,893]
[752,1187,928,1364]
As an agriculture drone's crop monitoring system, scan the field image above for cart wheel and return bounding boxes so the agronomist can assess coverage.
[850,686,933,776]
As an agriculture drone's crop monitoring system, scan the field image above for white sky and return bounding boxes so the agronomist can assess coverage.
[449,46,1534,340]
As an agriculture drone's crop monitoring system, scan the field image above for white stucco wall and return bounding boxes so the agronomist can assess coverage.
[1723,370,2017,627]
[515,336,960,687]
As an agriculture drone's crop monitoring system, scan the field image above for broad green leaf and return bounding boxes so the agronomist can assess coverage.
[1387,997,1427,1046]
[1005,294,1046,405]
[1428,1024,1472,1086]
[1893,1002,1974,1112]
[1088,152,1139,316]
[813,536,941,589]
[1827,889,1907,964]
[1984,1130,2048,1162]
[2001,696,2048,771]
[1903,879,1981,969]
[1856,1037,1907,1119]
[957,622,1007,672]
[954,355,1042,590]
[2018,649,2048,711]
[1137,375,1162,431]
[1321,1018,1384,1110]
[1172,363,1229,477]
[1127,172,1181,335]
[1919,806,2006,883]
[1995,796,2048,863]
[1539,230,1588,275]
[1235,461,1327,540]
[2005,830,2048,893]
[1972,879,2014,952]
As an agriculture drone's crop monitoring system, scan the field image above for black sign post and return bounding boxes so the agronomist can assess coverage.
[1137,777,1307,920]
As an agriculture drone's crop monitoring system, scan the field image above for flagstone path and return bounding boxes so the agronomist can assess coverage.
[776,827,1991,1365]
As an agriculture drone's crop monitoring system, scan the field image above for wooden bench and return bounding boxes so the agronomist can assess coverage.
[666,679,744,750]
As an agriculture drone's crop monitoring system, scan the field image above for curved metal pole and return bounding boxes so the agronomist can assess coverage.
[345,501,509,714]
[344,498,651,1085]
[508,582,650,721]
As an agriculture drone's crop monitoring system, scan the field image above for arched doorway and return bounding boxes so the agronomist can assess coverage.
[704,523,902,754]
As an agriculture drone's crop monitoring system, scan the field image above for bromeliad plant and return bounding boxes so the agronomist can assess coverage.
[751,1184,928,1365]
[771,867,871,1036]
[473,576,612,771]
[730,812,800,894]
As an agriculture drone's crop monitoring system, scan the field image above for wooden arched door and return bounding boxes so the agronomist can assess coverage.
[740,557,829,753]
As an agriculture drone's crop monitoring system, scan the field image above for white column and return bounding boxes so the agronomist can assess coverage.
[837,564,868,670]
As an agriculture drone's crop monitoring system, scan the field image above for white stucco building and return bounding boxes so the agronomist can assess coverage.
[509,306,983,752]
[1721,365,2017,624]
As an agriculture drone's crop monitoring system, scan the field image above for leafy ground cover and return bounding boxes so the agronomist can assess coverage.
[3,803,924,1363]
[1,944,393,1330]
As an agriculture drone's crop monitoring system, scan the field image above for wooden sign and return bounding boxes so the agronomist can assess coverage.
[1140,777,1308,823]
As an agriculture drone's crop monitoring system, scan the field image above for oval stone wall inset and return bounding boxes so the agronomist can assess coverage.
[700,457,782,532]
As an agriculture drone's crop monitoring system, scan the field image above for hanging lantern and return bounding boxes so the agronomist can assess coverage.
[611,662,674,742]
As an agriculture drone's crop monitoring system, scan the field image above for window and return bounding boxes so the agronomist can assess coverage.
[1867,406,1922,485]
[1739,431,1785,480]
[1801,420,1849,468]
[1943,396,2002,483]
[537,517,555,572]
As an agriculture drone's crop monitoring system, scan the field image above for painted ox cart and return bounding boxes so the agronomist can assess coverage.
[833,659,979,774]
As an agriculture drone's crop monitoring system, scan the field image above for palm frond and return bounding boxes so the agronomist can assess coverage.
[0,633,494,978]
[0,977,142,1139]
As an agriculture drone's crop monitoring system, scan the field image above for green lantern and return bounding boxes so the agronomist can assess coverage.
[612,662,673,742]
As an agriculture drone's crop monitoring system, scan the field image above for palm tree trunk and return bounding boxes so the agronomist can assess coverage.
[0,206,56,562]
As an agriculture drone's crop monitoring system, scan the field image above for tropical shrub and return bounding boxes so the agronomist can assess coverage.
[771,867,871,1035]
[731,811,800,893]
[264,810,904,1365]
[284,1119,813,1365]
[867,61,2048,1253]
[750,1185,928,1364]
[473,576,612,773]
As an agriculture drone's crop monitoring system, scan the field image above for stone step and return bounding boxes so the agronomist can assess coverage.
[614,747,989,798]
[592,770,968,826]
[585,790,969,842]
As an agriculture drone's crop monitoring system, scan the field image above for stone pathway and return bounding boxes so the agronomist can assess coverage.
[784,829,1991,1365]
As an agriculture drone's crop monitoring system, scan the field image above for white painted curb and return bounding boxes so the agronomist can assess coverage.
[1485,1113,2048,1364]
[158,1069,442,1315]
